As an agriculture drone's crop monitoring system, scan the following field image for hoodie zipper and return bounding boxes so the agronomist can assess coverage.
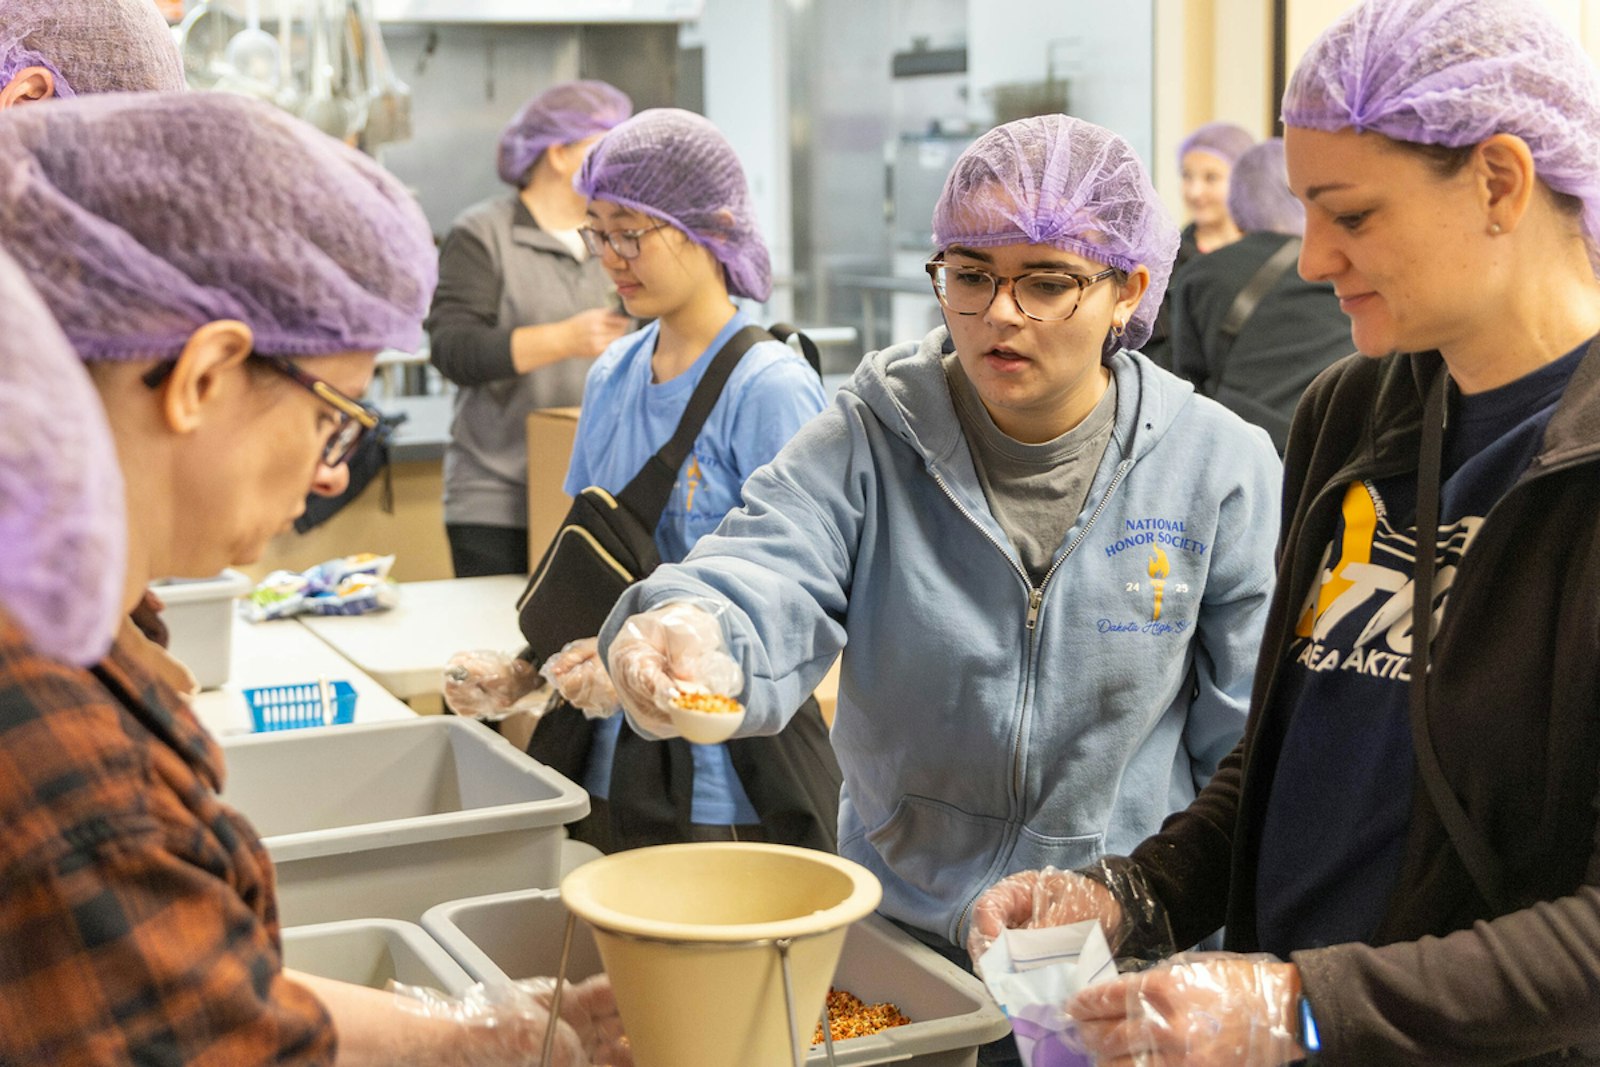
[929,457,1134,940]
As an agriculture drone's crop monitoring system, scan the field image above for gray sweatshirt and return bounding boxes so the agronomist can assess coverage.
[426,194,617,528]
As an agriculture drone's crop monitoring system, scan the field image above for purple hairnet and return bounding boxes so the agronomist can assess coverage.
[1177,122,1255,169]
[1228,139,1303,236]
[1283,0,1600,263]
[576,107,772,302]
[0,0,185,98]
[0,247,125,667]
[497,79,631,187]
[931,114,1180,353]
[0,91,437,362]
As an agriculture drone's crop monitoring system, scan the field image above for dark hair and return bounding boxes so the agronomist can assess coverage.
[1395,140,1584,221]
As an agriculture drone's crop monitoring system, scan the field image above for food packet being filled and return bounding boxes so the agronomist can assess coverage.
[241,553,398,621]
[977,921,1115,1067]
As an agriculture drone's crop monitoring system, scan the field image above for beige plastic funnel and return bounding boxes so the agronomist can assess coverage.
[559,842,882,1067]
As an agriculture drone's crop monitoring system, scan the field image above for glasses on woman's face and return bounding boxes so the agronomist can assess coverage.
[925,260,1120,322]
[141,354,379,467]
[578,221,669,260]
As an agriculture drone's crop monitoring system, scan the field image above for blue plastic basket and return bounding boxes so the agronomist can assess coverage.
[244,680,358,732]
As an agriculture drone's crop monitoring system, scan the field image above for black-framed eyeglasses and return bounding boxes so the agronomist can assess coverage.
[578,221,670,260]
[141,354,379,468]
[925,260,1120,322]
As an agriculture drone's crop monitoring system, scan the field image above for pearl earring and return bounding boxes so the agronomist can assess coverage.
[1489,223,1503,235]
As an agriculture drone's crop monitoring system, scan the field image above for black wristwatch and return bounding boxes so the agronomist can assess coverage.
[1297,993,1323,1063]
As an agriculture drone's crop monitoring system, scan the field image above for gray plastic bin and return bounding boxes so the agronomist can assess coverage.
[422,888,1013,1067]
[283,918,474,996]
[220,717,588,926]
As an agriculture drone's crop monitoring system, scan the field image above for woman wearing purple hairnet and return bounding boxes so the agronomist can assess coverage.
[583,112,1280,1065]
[0,0,185,106]
[1169,138,1352,451]
[1142,121,1256,369]
[0,92,628,1067]
[427,80,633,578]
[969,1,1600,1063]
[536,107,840,855]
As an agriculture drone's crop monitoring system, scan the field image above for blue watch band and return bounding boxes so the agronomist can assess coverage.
[1298,993,1322,1061]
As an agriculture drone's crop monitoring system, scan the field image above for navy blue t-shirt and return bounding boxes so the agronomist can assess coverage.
[1255,344,1587,954]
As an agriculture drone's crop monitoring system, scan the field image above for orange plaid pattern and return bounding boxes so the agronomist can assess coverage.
[0,609,335,1065]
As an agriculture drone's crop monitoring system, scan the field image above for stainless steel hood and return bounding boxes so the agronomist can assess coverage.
[373,0,702,22]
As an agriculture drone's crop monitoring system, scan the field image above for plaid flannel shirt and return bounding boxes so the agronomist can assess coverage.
[0,609,335,1065]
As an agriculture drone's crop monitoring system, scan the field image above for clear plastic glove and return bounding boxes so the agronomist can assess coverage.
[605,600,744,738]
[966,860,1174,973]
[393,974,631,1067]
[442,649,543,720]
[1065,953,1302,1067]
[542,638,619,719]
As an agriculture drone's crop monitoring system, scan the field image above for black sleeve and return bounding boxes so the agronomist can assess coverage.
[1170,274,1211,391]
[425,228,518,386]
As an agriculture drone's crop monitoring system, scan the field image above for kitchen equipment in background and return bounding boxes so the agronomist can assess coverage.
[222,0,283,94]
[352,0,412,148]
[179,0,401,148]
[985,77,1070,126]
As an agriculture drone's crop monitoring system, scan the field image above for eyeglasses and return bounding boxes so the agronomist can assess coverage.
[578,221,670,260]
[141,354,379,467]
[925,260,1120,322]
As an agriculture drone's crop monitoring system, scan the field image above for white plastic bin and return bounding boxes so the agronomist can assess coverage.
[220,717,588,926]
[282,918,474,996]
[149,569,251,689]
[421,887,1013,1067]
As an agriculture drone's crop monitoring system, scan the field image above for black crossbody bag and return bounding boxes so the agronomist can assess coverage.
[517,322,841,853]
[515,323,769,665]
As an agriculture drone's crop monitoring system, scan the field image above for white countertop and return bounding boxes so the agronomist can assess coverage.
[295,575,528,700]
[190,614,416,738]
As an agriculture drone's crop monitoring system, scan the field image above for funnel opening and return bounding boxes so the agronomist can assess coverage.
[560,842,882,943]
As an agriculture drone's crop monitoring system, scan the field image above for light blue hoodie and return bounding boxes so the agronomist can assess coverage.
[601,327,1281,946]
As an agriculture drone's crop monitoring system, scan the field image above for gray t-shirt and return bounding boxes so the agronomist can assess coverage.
[944,354,1118,585]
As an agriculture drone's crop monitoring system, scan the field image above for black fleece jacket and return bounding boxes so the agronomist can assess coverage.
[1109,345,1600,1065]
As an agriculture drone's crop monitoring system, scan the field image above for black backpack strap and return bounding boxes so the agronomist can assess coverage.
[767,321,822,377]
[615,323,771,522]
[1206,237,1301,398]
[1410,367,1506,912]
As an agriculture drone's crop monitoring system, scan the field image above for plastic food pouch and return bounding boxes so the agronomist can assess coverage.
[977,920,1115,1067]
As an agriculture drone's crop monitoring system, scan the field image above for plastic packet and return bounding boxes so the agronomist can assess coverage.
[977,921,1115,1067]
[241,553,397,622]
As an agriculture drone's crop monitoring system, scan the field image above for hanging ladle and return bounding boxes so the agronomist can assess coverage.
[224,0,283,92]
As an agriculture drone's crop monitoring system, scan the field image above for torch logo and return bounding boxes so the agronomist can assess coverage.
[1148,548,1170,621]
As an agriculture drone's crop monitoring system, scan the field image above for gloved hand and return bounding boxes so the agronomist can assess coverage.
[966,860,1175,973]
[542,638,619,718]
[393,973,631,1067]
[606,600,743,737]
[442,649,543,720]
[1065,953,1302,1067]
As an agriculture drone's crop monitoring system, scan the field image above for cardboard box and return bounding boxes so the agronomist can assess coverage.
[527,407,582,565]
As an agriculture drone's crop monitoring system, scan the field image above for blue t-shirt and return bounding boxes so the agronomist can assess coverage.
[564,310,828,824]
[1256,344,1586,954]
